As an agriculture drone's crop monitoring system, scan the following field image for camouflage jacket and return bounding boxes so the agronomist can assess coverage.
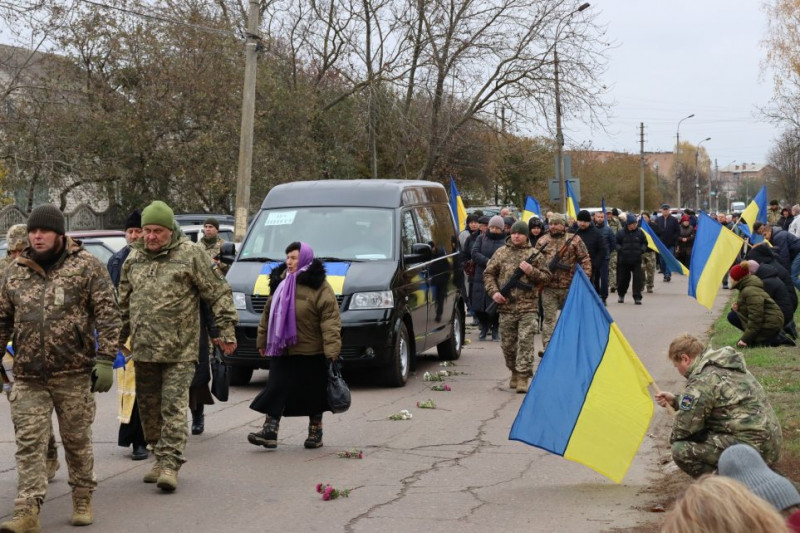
[0,237,121,382]
[119,231,237,363]
[534,232,592,289]
[198,235,229,274]
[669,346,782,452]
[483,239,551,313]
[0,255,14,273]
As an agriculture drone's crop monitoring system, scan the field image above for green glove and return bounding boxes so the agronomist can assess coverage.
[91,359,114,393]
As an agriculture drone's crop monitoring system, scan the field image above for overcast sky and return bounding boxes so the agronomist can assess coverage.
[567,0,778,167]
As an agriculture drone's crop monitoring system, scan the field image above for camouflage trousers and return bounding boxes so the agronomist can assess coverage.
[672,434,781,478]
[5,390,58,463]
[641,253,656,291]
[8,374,96,506]
[136,361,195,471]
[499,311,539,377]
[541,287,568,351]
[609,252,618,290]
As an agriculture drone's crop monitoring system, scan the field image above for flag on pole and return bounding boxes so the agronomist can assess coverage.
[522,196,541,222]
[739,185,767,236]
[639,222,689,276]
[565,181,579,221]
[601,197,608,226]
[449,176,467,232]
[509,269,654,484]
[688,212,745,309]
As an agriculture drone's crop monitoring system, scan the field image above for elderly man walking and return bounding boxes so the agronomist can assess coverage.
[0,205,121,531]
[119,201,237,492]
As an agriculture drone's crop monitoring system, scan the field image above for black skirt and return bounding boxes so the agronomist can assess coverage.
[249,354,330,418]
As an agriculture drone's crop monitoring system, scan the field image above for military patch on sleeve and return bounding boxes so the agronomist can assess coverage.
[679,394,697,411]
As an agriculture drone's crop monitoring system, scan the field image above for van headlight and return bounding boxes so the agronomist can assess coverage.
[232,292,247,310]
[349,291,393,309]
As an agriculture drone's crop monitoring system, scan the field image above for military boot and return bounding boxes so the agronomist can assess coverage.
[70,488,93,526]
[0,500,41,533]
[508,372,519,390]
[248,416,279,449]
[46,456,60,483]
[304,419,323,449]
[143,463,161,483]
[156,468,178,492]
[516,375,530,394]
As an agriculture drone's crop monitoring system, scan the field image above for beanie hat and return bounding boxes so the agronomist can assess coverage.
[141,201,175,229]
[466,214,479,224]
[718,444,800,511]
[510,221,528,235]
[741,260,759,274]
[577,210,591,222]
[125,209,142,230]
[528,217,544,229]
[27,204,65,235]
[611,208,619,217]
[680,214,690,223]
[729,263,750,283]
[5,224,27,252]
[203,217,220,230]
[503,216,516,227]
[770,199,779,206]
[488,215,505,230]
[549,213,567,225]
[625,213,637,225]
[478,216,490,225]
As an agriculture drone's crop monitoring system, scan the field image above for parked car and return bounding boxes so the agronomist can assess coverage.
[221,179,466,387]
[180,224,234,243]
[175,213,235,227]
[0,230,127,264]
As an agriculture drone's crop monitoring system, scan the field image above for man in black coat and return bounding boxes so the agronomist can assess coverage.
[616,214,649,304]
[576,210,607,303]
[593,210,616,306]
[655,204,680,281]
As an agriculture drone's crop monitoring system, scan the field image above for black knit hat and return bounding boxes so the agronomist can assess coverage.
[611,208,619,216]
[577,210,591,222]
[28,204,65,235]
[203,217,220,230]
[125,209,142,230]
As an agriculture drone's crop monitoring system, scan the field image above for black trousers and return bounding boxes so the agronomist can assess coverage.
[617,259,643,300]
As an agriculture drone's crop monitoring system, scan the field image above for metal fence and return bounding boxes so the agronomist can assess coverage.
[0,203,126,235]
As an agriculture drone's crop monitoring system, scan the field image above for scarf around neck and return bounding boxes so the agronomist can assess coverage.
[265,242,314,356]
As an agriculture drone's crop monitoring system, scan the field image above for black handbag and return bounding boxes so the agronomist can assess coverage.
[210,347,230,402]
[327,359,351,414]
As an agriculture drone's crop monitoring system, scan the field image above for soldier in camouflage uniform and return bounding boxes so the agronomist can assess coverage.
[767,200,781,226]
[654,333,782,478]
[483,221,551,393]
[534,214,592,354]
[198,217,229,274]
[1,224,61,484]
[119,201,237,492]
[0,205,121,532]
[639,214,656,293]
[606,209,621,292]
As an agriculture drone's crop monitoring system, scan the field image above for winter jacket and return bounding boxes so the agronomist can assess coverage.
[655,214,680,247]
[767,228,800,271]
[753,263,795,325]
[256,259,341,358]
[535,231,592,289]
[615,226,648,265]
[471,231,506,312]
[595,223,616,261]
[483,239,551,314]
[733,275,784,345]
[577,224,607,274]
[107,245,132,289]
[669,345,782,465]
[675,224,696,261]
[198,235,229,274]
[0,237,121,381]
[746,246,798,310]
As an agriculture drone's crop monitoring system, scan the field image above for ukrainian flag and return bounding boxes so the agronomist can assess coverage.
[509,269,654,484]
[566,180,579,221]
[688,212,745,309]
[521,196,541,223]
[449,177,467,232]
[640,222,689,276]
[253,262,350,296]
[739,185,767,236]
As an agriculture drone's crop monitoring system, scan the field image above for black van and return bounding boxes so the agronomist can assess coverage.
[223,179,466,387]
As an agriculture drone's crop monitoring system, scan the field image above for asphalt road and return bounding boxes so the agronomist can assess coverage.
[0,273,728,532]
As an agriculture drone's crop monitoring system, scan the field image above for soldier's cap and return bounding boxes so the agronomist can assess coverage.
[718,444,800,512]
[27,204,65,235]
[510,221,528,235]
[203,217,220,230]
[661,203,670,210]
[6,224,27,252]
[141,201,175,229]
[549,214,566,226]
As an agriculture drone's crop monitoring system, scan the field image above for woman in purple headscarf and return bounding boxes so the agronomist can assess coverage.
[248,241,342,449]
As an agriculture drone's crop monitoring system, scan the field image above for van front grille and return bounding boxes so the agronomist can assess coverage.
[250,294,344,314]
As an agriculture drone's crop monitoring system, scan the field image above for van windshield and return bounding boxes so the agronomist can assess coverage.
[240,207,394,261]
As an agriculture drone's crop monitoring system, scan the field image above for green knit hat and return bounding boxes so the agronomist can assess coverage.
[141,201,175,229]
[203,217,220,230]
[510,221,529,235]
[28,204,65,235]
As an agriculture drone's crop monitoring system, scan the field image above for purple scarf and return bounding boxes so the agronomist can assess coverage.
[266,242,314,356]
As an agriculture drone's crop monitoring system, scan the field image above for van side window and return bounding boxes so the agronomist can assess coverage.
[401,210,417,255]
[415,205,455,253]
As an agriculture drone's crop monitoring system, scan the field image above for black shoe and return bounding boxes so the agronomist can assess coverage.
[191,414,205,435]
[610,288,616,293]
[602,299,607,307]
[304,423,323,449]
[617,296,624,303]
[664,276,671,282]
[634,299,642,305]
[131,444,149,461]
[248,418,279,449]
[537,350,544,359]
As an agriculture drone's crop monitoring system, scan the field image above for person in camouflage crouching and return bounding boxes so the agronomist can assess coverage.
[654,333,782,478]
[483,221,552,393]
[0,205,121,532]
[119,201,237,493]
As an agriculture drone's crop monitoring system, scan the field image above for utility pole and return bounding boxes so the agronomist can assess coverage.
[639,122,645,213]
[554,47,565,213]
[233,0,261,242]
[711,158,718,212]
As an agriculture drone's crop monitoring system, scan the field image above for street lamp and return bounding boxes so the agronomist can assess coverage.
[675,113,694,208]
[694,137,711,210]
[555,2,591,213]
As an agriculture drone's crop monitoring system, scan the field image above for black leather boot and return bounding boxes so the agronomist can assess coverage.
[304,416,323,449]
[191,405,205,435]
[248,416,280,448]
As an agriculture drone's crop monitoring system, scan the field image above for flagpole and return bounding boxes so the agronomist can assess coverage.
[648,383,676,416]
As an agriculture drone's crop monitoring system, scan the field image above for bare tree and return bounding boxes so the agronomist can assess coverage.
[768,128,800,201]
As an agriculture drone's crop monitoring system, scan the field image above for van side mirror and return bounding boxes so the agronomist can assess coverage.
[219,241,236,265]
[405,242,432,263]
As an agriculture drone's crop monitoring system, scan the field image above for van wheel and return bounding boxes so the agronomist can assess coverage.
[437,305,463,361]
[383,322,411,387]
[229,366,254,386]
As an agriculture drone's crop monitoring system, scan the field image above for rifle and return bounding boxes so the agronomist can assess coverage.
[547,233,579,273]
[486,243,548,315]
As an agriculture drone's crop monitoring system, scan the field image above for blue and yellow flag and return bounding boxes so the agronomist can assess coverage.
[509,269,654,484]
[739,185,767,236]
[566,181,579,221]
[449,177,467,232]
[688,212,745,309]
[639,222,689,276]
[601,197,608,226]
[254,262,350,296]
[522,196,541,223]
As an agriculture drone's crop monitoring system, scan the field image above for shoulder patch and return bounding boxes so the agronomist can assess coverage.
[679,394,697,411]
